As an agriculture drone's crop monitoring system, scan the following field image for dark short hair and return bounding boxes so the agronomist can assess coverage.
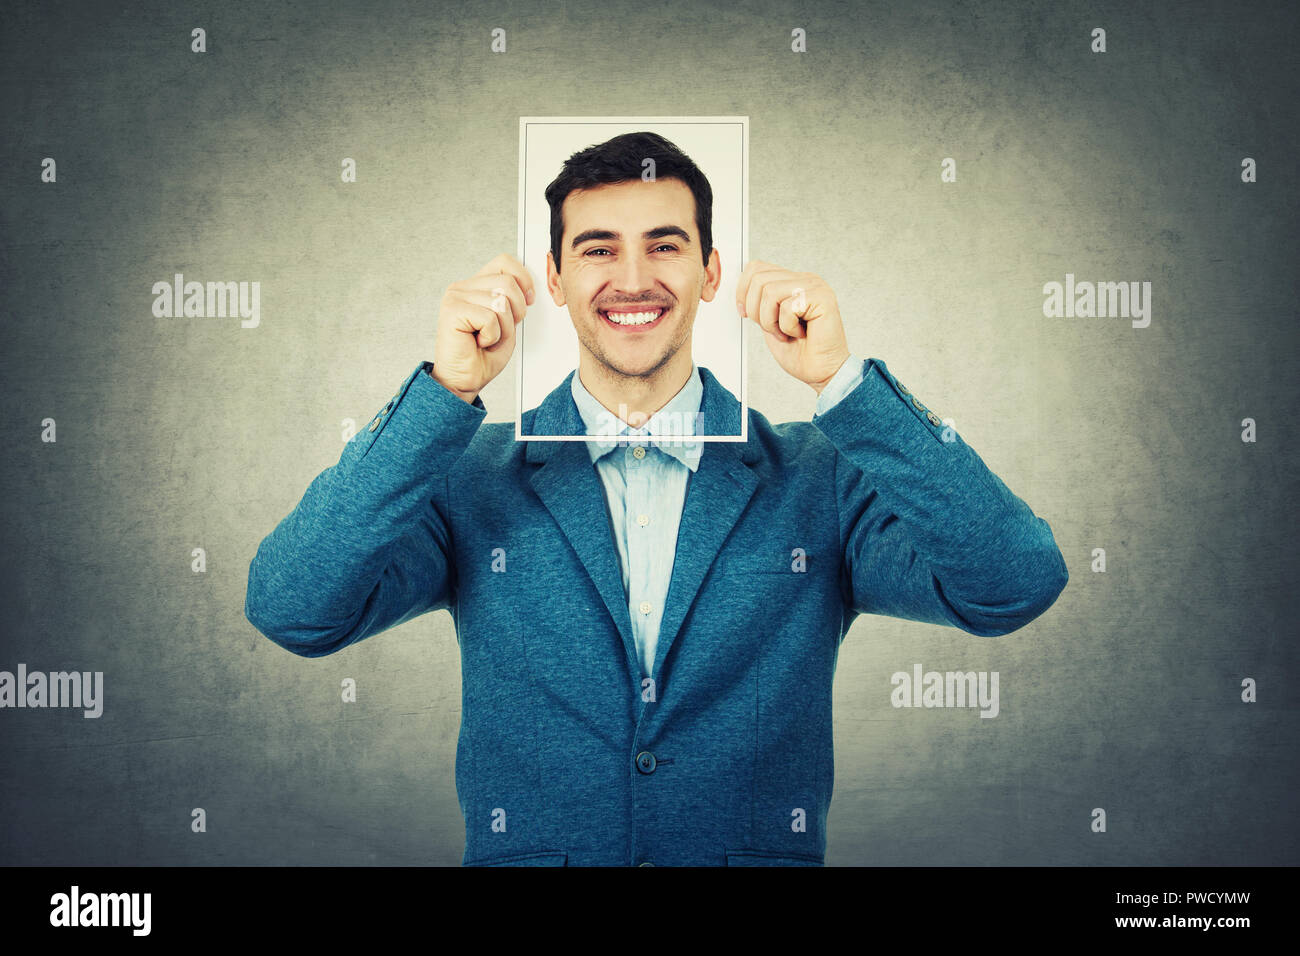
[545,131,713,273]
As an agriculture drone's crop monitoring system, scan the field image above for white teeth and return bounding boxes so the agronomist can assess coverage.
[604,310,661,326]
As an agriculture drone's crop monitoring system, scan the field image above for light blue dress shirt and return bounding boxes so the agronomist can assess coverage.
[570,355,865,678]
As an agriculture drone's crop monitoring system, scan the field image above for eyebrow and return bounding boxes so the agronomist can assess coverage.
[570,225,693,249]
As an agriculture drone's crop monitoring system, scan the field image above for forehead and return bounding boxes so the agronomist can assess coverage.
[562,178,696,236]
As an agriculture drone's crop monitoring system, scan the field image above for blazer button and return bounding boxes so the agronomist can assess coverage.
[910,395,927,412]
[635,751,657,774]
[638,861,655,867]
[926,411,942,427]
[368,417,381,432]
[896,381,911,395]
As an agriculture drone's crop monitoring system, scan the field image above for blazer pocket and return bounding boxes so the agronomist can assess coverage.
[725,848,824,866]
[464,850,568,867]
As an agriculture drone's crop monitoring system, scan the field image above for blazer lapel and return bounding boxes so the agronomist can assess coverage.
[526,374,641,684]
[650,367,758,679]
[524,367,760,686]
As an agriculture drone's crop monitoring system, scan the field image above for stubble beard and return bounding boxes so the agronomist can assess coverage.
[579,304,692,389]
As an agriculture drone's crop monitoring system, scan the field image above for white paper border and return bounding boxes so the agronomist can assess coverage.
[515,115,749,443]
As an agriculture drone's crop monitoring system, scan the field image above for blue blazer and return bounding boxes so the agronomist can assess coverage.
[245,358,1068,866]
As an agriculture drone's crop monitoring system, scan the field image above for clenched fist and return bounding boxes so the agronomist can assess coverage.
[735,260,852,393]
[431,253,536,404]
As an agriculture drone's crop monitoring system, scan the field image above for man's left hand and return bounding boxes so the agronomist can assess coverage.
[735,260,852,394]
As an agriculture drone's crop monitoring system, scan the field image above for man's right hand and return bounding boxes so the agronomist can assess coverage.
[431,253,536,404]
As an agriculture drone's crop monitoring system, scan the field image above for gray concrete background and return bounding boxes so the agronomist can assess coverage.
[1,0,1296,865]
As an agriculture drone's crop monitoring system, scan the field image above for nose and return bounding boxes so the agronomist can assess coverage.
[612,249,656,297]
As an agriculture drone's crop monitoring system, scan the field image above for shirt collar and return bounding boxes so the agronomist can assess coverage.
[570,366,704,472]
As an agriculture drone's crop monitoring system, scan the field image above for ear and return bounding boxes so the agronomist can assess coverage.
[546,251,567,306]
[698,247,722,303]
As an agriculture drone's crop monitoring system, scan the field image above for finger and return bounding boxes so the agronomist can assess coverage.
[476,254,536,306]
[452,300,504,349]
[734,259,780,316]
[491,290,520,355]
[734,260,756,315]
[743,265,790,331]
[463,275,528,325]
[777,295,806,338]
[755,276,810,315]
[763,324,793,347]
[754,277,795,342]
[465,289,521,350]
[749,268,805,339]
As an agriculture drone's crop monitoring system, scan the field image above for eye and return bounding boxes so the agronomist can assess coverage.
[653,244,679,253]
[584,248,612,257]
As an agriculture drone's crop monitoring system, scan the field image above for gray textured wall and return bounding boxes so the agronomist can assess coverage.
[1,0,1296,866]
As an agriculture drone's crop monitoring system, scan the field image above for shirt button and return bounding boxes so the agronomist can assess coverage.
[635,751,657,773]
[636,514,650,527]
[632,446,646,459]
[638,601,652,615]
[638,861,655,867]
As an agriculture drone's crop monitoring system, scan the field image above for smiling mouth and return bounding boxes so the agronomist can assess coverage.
[599,307,666,330]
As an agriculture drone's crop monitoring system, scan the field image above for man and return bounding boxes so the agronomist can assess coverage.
[245,131,1068,866]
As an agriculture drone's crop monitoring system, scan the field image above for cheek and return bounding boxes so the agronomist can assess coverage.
[561,258,596,283]
[558,282,593,309]
[667,263,702,295]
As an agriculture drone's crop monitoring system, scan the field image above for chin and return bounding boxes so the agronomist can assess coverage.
[610,361,662,379]
[597,350,663,376]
